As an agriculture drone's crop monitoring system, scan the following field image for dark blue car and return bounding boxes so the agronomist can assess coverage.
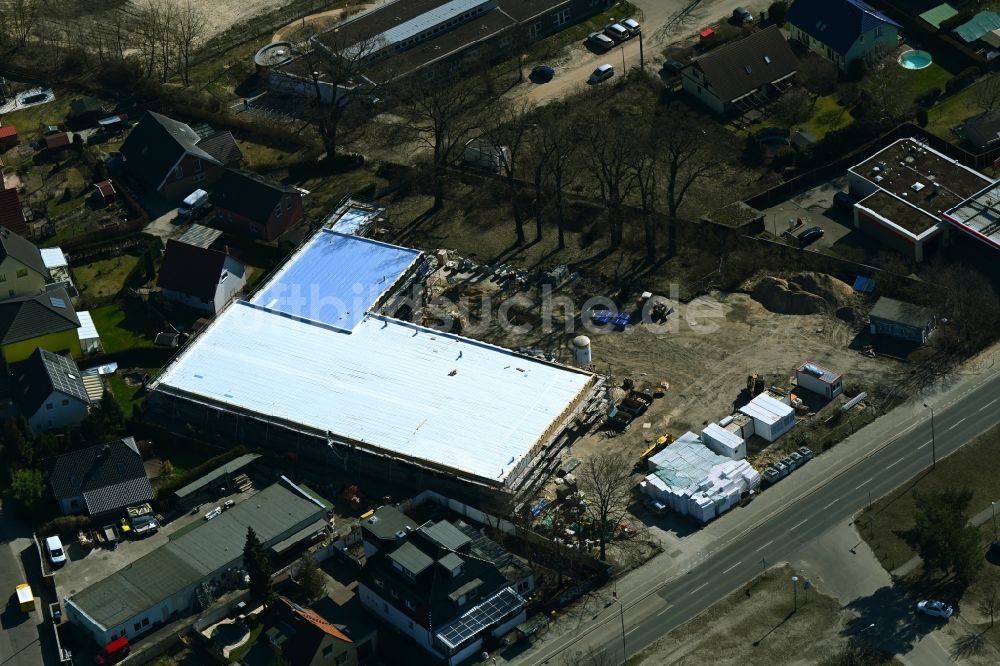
[530,65,555,83]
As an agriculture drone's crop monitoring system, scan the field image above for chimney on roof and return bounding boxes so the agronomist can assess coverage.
[99,443,111,457]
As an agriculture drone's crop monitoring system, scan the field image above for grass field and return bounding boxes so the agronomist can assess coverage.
[90,302,159,353]
[801,94,854,139]
[859,424,1000,573]
[73,255,140,300]
[925,77,994,142]
[107,369,156,418]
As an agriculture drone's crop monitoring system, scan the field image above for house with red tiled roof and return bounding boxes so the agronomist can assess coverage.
[156,239,245,314]
[0,188,28,236]
[0,124,18,151]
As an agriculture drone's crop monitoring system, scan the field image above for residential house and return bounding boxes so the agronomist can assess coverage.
[255,596,377,666]
[120,111,243,201]
[157,239,246,314]
[0,227,50,299]
[0,288,80,363]
[212,168,305,241]
[960,109,1000,152]
[45,132,72,154]
[0,124,18,151]
[13,347,90,433]
[0,188,29,236]
[92,179,116,207]
[359,515,533,665]
[787,0,900,71]
[953,11,1000,47]
[681,25,798,115]
[47,437,154,516]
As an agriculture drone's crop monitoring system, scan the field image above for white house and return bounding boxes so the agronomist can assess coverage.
[156,239,245,314]
[787,0,900,71]
[14,347,90,433]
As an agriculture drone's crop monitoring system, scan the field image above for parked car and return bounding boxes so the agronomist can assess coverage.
[45,535,66,566]
[621,18,641,36]
[833,191,855,212]
[530,65,555,82]
[605,23,630,42]
[798,226,825,247]
[588,31,615,50]
[177,188,210,219]
[204,506,222,521]
[916,600,953,618]
[95,637,130,665]
[733,7,754,24]
[589,63,615,84]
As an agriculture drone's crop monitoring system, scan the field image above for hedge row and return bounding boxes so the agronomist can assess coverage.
[153,445,250,499]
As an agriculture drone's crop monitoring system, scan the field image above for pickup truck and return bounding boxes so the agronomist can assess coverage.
[131,515,159,536]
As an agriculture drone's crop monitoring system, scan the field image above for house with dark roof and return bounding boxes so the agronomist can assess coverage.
[787,0,900,70]
[681,26,798,115]
[869,297,936,344]
[47,437,153,516]
[157,239,246,314]
[358,512,533,665]
[252,595,377,666]
[120,111,243,201]
[212,168,305,241]
[960,109,1000,152]
[0,226,49,298]
[0,188,29,237]
[13,347,90,432]
[0,287,79,364]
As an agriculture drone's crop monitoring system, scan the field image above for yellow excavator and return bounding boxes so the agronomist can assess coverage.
[747,373,764,397]
[636,433,675,471]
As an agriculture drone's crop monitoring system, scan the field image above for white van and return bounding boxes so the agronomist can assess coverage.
[589,64,615,84]
[177,189,210,219]
[45,535,66,566]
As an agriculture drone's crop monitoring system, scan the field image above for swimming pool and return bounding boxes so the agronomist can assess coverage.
[898,50,933,70]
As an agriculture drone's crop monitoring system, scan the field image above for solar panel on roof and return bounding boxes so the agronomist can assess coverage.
[436,587,524,649]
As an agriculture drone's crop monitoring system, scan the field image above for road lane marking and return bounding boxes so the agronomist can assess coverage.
[980,398,998,412]
[626,627,640,636]
[689,582,708,596]
[656,606,672,617]
[790,519,808,531]
[823,499,838,510]
[855,478,873,489]
[722,561,742,574]
[887,458,904,469]
[917,441,930,450]
[947,418,967,431]
[756,540,774,552]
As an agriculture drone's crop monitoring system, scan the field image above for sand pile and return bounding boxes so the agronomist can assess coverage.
[751,272,853,315]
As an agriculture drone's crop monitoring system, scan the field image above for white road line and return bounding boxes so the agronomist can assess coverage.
[626,627,640,636]
[756,540,774,552]
[823,499,838,510]
[855,478,873,490]
[722,561,742,574]
[688,582,708,596]
[917,441,930,450]
[790,519,808,531]
[947,418,967,431]
[979,398,998,412]
[886,458,904,469]
[656,606,671,617]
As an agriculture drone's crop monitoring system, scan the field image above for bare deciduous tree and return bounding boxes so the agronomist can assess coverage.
[974,74,1000,112]
[586,110,638,249]
[531,103,578,249]
[866,62,913,124]
[658,104,721,255]
[174,1,206,87]
[577,453,634,561]
[979,581,1000,628]
[398,76,490,209]
[628,117,659,262]
[5,0,40,47]
[483,98,534,244]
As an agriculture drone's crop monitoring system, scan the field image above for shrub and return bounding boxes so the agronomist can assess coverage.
[39,515,92,538]
[916,107,929,127]
[847,58,867,82]
[768,2,788,25]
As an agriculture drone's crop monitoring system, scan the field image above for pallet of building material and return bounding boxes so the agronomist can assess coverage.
[559,457,582,477]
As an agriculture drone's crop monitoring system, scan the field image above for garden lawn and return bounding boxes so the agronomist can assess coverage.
[0,92,76,131]
[800,94,853,139]
[925,77,994,142]
[90,303,159,353]
[107,368,156,418]
[72,255,140,300]
[905,62,952,98]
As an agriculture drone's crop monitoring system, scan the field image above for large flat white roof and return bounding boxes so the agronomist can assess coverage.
[154,302,592,485]
[944,181,1000,251]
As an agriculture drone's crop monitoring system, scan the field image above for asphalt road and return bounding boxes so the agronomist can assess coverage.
[0,506,46,666]
[528,371,1000,664]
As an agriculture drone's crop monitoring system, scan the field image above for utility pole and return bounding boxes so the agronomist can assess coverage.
[620,45,626,72]
[618,599,626,659]
[791,575,799,612]
[993,501,998,540]
[923,403,936,468]
[639,30,644,69]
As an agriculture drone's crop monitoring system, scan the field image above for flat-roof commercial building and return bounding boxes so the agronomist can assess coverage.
[869,296,936,344]
[847,139,992,261]
[65,478,327,647]
[147,218,598,507]
[943,181,1000,252]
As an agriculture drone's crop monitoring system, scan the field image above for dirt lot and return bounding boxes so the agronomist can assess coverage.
[627,564,887,666]
[160,0,298,40]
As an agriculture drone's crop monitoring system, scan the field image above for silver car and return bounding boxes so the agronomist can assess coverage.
[588,31,614,50]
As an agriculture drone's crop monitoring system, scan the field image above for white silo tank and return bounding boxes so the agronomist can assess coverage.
[572,335,592,366]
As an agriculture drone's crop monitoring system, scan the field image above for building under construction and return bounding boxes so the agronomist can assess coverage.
[146,203,602,509]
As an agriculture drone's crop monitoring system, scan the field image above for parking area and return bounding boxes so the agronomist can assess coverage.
[52,487,257,601]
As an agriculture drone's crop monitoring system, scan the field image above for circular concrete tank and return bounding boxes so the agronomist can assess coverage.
[254,41,296,76]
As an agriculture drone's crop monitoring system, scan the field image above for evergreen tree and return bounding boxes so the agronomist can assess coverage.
[244,527,275,608]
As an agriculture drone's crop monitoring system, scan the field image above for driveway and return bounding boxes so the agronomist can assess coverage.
[510,1,766,107]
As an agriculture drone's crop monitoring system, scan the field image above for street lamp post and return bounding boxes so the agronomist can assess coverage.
[923,403,936,469]
[620,46,626,72]
[618,599,626,659]
[791,575,800,612]
[993,501,998,539]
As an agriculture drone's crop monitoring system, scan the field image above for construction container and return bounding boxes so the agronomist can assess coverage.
[795,360,844,399]
[701,423,746,460]
[739,393,795,442]
[16,583,34,613]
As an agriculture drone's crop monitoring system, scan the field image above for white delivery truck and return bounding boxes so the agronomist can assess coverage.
[177,189,210,219]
